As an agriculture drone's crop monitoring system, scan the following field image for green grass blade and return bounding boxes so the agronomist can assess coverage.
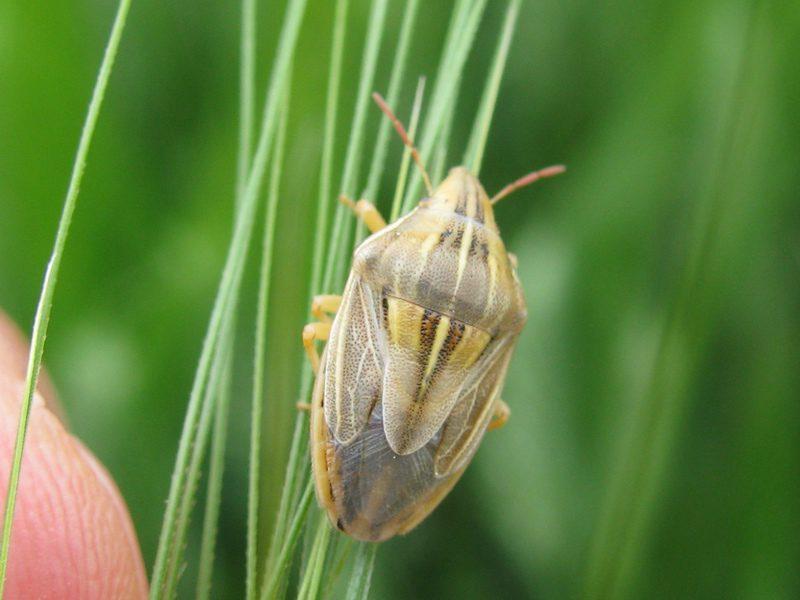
[353,0,418,248]
[344,544,378,600]
[422,0,474,189]
[583,9,765,599]
[260,480,315,600]
[430,106,454,186]
[247,90,291,600]
[261,0,349,586]
[321,539,355,599]
[322,0,389,292]
[264,2,393,593]
[195,338,234,600]
[464,0,520,175]
[402,0,487,212]
[262,412,305,580]
[199,4,263,596]
[310,0,350,299]
[149,0,308,595]
[389,76,426,223]
[363,0,420,202]
[236,0,257,202]
[296,517,332,600]
[0,1,133,596]
[163,307,237,596]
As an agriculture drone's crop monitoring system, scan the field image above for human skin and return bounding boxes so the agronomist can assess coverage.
[0,311,148,599]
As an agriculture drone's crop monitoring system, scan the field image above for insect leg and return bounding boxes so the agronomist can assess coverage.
[488,399,510,431]
[302,321,331,375]
[311,294,342,322]
[339,195,387,233]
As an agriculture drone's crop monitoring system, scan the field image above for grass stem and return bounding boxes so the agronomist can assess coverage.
[0,1,133,595]
[149,0,308,595]
[245,82,291,600]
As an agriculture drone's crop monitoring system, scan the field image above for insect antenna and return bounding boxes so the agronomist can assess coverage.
[490,164,566,204]
[372,92,434,195]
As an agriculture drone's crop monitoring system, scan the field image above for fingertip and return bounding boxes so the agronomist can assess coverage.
[0,320,148,598]
[0,312,62,420]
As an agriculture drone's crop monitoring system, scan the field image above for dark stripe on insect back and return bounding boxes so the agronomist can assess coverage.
[474,194,484,222]
[381,292,389,331]
[418,308,439,357]
[454,180,485,223]
[413,312,465,403]
[438,224,453,245]
[467,234,487,258]
[438,319,465,363]
[454,194,467,216]
[451,223,464,249]
[411,308,440,403]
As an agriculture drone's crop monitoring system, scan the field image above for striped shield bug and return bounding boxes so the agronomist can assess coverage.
[302,93,565,541]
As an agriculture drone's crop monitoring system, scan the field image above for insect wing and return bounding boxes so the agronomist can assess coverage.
[323,274,385,445]
[381,296,493,455]
[434,335,516,476]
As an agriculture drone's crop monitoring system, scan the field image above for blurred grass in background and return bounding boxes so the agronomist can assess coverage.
[1,0,798,598]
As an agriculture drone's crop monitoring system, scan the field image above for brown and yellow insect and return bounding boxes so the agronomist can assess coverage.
[302,93,564,542]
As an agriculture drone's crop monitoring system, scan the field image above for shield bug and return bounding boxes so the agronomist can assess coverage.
[302,93,564,542]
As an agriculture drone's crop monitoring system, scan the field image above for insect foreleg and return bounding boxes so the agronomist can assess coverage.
[488,398,510,431]
[339,195,387,233]
[312,294,342,322]
[302,321,331,375]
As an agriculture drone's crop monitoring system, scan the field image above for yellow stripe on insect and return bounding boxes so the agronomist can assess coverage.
[418,315,451,399]
[448,325,490,370]
[453,186,478,295]
[388,297,422,350]
[454,220,473,294]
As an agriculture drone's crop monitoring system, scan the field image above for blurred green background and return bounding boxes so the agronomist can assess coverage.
[1,0,798,598]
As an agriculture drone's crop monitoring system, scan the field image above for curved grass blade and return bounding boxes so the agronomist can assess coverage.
[389,76,426,223]
[583,8,767,599]
[237,0,257,202]
[260,479,315,600]
[262,411,306,581]
[310,0,350,299]
[363,0,420,202]
[321,539,354,599]
[401,0,487,212]
[261,0,349,587]
[464,0,520,175]
[149,0,308,595]
[296,516,332,600]
[246,88,291,600]
[430,105,455,186]
[163,305,237,595]
[265,2,394,594]
[195,323,235,600]
[199,4,263,596]
[344,543,378,600]
[322,0,389,292]
[353,0,420,247]
[0,1,133,596]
